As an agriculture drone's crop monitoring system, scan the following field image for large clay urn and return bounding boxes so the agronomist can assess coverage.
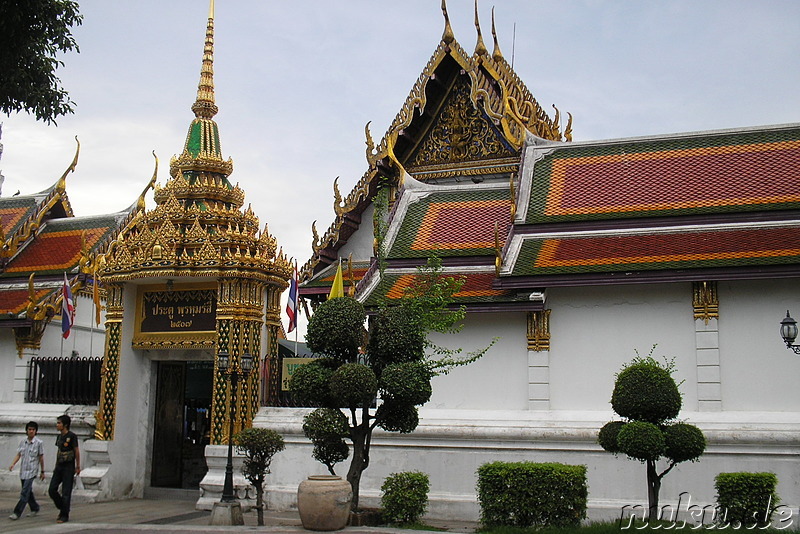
[297,475,353,531]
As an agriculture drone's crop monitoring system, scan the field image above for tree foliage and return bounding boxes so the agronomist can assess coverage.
[0,0,82,124]
[291,256,492,510]
[598,351,706,522]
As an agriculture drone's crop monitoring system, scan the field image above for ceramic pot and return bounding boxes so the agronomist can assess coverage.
[297,475,353,531]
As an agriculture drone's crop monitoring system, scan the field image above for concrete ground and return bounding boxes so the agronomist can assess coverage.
[0,490,478,534]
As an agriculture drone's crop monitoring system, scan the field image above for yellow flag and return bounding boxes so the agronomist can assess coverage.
[328,260,344,300]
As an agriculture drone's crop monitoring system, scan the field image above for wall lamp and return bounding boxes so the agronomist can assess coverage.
[779,311,800,354]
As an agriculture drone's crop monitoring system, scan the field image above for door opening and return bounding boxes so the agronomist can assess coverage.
[151,361,213,489]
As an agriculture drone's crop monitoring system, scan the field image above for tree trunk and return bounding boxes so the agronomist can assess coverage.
[256,483,264,526]
[646,459,661,523]
[346,419,370,511]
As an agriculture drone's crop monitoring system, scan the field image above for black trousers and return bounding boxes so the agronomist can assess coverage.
[48,463,75,519]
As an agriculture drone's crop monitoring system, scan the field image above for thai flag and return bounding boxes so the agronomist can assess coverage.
[61,273,75,339]
[286,266,298,333]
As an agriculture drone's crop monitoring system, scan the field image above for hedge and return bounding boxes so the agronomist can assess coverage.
[715,472,779,528]
[477,462,587,527]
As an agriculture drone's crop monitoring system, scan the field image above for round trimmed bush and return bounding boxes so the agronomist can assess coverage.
[598,421,626,454]
[381,471,430,524]
[617,420,665,462]
[612,360,681,423]
[368,306,425,369]
[380,362,432,405]
[664,422,706,463]
[289,358,337,405]
[376,401,419,433]
[306,297,366,362]
[330,363,377,408]
[302,408,350,441]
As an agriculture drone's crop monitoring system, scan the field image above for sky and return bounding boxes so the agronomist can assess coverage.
[1,0,799,334]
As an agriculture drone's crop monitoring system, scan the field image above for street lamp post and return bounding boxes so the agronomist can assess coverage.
[216,349,253,503]
[780,311,800,354]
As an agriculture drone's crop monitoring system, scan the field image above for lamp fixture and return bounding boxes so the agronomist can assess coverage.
[780,311,800,354]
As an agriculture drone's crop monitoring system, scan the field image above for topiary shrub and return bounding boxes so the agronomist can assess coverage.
[288,358,338,406]
[368,306,425,370]
[305,297,366,363]
[715,472,780,528]
[329,363,377,407]
[598,421,625,454]
[235,428,285,526]
[302,408,350,475]
[477,462,587,528]
[379,362,432,405]
[381,471,430,524]
[617,421,666,462]
[611,358,681,423]
[598,351,705,522]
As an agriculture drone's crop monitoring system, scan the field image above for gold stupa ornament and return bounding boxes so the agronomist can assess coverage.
[96,0,291,442]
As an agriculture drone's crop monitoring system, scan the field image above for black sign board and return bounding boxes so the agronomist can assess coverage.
[140,289,217,333]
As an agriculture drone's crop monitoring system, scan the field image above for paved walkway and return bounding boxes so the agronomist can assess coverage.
[0,491,478,533]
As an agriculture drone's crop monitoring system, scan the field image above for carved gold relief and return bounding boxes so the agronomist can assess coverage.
[693,281,719,324]
[527,310,551,352]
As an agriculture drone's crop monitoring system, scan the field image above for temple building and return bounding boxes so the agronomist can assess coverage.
[0,0,797,523]
[0,2,292,503]
[269,1,800,521]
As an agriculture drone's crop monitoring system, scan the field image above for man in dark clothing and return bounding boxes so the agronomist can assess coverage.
[48,415,80,523]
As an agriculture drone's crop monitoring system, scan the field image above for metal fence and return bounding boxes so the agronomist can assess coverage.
[27,357,102,405]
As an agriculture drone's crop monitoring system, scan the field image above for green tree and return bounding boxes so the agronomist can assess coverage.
[290,257,491,510]
[0,0,82,124]
[598,352,706,522]
[235,428,285,526]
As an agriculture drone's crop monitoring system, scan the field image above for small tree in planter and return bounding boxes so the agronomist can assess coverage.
[291,257,491,510]
[598,352,706,522]
[235,427,285,526]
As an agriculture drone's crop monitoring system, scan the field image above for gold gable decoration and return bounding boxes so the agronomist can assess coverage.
[301,2,572,283]
[408,76,516,171]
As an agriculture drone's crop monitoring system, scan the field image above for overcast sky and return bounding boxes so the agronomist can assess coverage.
[2,0,799,332]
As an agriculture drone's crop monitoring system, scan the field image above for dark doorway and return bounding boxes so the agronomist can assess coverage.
[151,361,213,489]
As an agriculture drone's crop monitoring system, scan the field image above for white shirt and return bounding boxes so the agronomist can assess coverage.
[17,436,43,480]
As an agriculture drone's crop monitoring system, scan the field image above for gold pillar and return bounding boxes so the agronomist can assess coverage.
[95,283,125,440]
[210,278,265,445]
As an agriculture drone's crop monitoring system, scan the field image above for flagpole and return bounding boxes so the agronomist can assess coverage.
[293,262,299,356]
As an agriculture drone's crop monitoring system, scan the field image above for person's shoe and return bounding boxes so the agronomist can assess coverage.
[28,510,38,517]
[56,516,68,523]
[9,514,19,520]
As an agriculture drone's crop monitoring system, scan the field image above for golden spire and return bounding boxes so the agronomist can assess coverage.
[474,0,488,56]
[191,0,218,120]
[491,7,503,61]
[441,0,454,44]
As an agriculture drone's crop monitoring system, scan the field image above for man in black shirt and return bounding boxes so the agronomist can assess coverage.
[48,415,80,523]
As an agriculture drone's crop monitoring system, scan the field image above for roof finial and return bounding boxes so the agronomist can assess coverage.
[191,0,218,119]
[441,0,454,44]
[474,0,488,56]
[491,7,503,61]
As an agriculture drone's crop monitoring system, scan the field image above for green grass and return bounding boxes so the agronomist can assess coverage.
[477,520,800,534]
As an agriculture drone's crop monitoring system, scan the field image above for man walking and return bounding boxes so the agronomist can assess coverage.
[48,415,80,523]
[8,421,45,520]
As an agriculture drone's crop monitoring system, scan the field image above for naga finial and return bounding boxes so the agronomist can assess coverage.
[491,7,503,61]
[137,151,159,212]
[333,177,345,216]
[441,0,455,44]
[365,121,377,167]
[474,0,488,57]
[311,221,320,251]
[564,112,574,142]
[56,136,80,193]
